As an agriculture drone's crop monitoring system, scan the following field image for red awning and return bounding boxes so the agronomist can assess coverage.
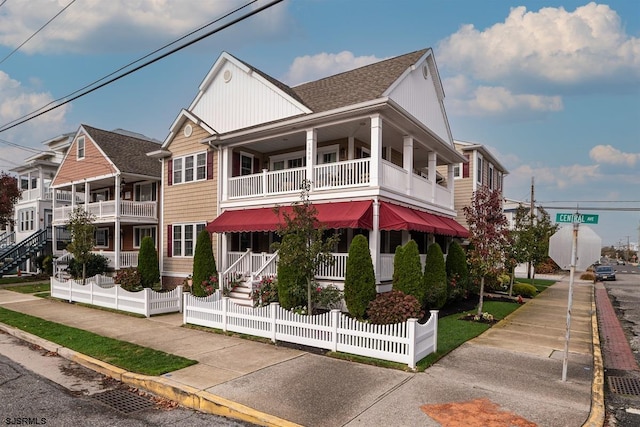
[206,200,373,233]
[378,202,469,238]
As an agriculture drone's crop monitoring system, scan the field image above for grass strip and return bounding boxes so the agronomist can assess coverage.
[0,307,196,375]
[3,283,51,294]
[516,278,556,293]
[0,277,49,285]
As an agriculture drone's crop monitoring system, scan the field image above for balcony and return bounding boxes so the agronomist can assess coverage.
[53,200,157,225]
[18,189,84,203]
[225,158,452,210]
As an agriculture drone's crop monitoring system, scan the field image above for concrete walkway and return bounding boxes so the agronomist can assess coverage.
[0,277,601,427]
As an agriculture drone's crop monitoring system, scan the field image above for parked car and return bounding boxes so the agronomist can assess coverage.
[595,265,616,281]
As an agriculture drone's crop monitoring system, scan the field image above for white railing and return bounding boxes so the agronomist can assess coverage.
[313,158,370,190]
[92,250,139,268]
[220,249,251,289]
[412,174,432,197]
[266,168,306,195]
[51,275,183,317]
[379,254,394,282]
[316,253,347,280]
[381,161,408,193]
[120,201,156,218]
[183,295,438,369]
[54,200,157,223]
[228,174,264,198]
[435,184,452,207]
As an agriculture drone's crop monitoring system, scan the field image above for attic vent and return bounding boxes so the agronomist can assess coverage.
[422,64,429,79]
[183,124,192,138]
[223,69,232,83]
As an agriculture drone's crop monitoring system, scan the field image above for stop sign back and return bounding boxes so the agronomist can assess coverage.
[549,225,601,271]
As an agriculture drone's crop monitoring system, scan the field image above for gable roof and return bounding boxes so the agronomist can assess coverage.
[291,49,429,113]
[82,125,162,177]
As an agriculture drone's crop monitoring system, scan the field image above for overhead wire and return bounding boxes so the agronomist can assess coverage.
[0,0,77,66]
[0,0,283,135]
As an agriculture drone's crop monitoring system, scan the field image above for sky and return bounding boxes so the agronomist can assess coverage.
[0,0,638,248]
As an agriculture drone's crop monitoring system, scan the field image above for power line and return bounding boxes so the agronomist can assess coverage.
[0,0,259,134]
[0,0,77,66]
[0,0,283,135]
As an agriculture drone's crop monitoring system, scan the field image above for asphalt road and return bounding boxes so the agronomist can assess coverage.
[0,331,255,427]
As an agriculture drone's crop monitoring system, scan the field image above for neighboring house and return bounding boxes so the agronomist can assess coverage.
[50,125,162,270]
[1,133,74,275]
[150,48,469,292]
[438,140,509,230]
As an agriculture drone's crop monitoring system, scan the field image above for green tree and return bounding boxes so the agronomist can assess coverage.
[66,207,96,285]
[276,234,306,310]
[137,236,160,289]
[463,187,510,315]
[423,243,447,309]
[445,240,469,302]
[192,229,217,297]
[273,180,340,314]
[344,234,376,319]
[392,240,424,304]
[0,172,21,227]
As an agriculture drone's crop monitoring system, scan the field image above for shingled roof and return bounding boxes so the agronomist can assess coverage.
[291,49,429,112]
[82,125,161,177]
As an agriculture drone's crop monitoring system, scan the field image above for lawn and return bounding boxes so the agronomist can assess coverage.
[2,282,51,294]
[516,277,555,293]
[0,307,196,375]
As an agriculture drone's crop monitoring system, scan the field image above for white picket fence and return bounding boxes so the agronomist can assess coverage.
[183,292,438,369]
[50,276,183,318]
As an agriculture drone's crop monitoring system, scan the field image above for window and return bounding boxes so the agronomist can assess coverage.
[240,153,253,176]
[20,177,29,190]
[134,182,157,201]
[18,209,34,232]
[317,145,339,164]
[453,163,462,179]
[92,189,109,202]
[134,226,157,248]
[95,228,109,248]
[172,223,206,257]
[489,164,494,189]
[476,154,484,185]
[270,150,305,170]
[77,136,85,159]
[172,152,207,184]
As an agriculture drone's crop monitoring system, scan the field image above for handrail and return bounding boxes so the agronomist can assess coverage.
[251,250,278,282]
[0,228,48,275]
[219,248,251,290]
[0,231,15,247]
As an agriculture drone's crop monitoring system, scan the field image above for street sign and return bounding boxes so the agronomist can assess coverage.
[555,213,599,224]
[549,225,602,271]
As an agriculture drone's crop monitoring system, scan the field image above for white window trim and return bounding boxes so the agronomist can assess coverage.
[270,150,305,170]
[133,226,157,248]
[488,163,495,189]
[172,223,206,257]
[77,136,85,160]
[476,153,484,185]
[317,144,339,164]
[453,163,462,179]
[95,227,109,248]
[239,151,254,176]
[172,152,207,185]
[134,181,156,202]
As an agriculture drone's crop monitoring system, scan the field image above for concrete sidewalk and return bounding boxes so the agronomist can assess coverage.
[0,277,602,427]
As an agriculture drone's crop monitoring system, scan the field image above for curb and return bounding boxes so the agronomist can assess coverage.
[581,286,605,427]
[0,322,301,427]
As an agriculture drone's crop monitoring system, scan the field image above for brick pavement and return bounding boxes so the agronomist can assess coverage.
[595,283,639,371]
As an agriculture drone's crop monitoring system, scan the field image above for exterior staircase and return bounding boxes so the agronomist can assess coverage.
[0,228,49,277]
[226,277,255,307]
[221,250,278,308]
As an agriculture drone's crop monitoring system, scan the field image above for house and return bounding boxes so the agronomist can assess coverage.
[437,140,508,230]
[0,133,74,275]
[50,125,162,270]
[150,48,469,294]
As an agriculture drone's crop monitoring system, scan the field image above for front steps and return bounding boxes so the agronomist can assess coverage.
[227,283,254,307]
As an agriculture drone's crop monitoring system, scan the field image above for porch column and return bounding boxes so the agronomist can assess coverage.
[403,135,413,195]
[370,199,381,285]
[114,175,121,270]
[71,184,76,209]
[84,181,90,208]
[305,128,317,190]
[428,152,437,203]
[221,147,229,202]
[221,232,229,271]
[348,136,355,160]
[38,167,44,200]
[51,188,57,253]
[447,164,455,210]
[370,115,382,187]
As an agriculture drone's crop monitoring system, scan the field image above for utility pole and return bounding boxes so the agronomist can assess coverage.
[528,177,535,278]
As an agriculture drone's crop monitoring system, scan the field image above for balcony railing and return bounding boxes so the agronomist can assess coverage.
[93,250,139,269]
[225,158,451,208]
[53,200,157,223]
[18,189,84,203]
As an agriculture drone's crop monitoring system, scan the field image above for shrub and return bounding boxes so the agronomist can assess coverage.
[392,240,424,304]
[277,235,306,310]
[445,241,468,302]
[314,284,343,310]
[192,230,217,297]
[580,272,595,281]
[535,257,560,274]
[201,275,219,296]
[252,276,279,307]
[137,236,160,288]
[512,282,537,298]
[423,243,447,309]
[67,253,109,279]
[115,268,142,291]
[344,234,376,319]
[367,290,424,325]
[43,255,54,276]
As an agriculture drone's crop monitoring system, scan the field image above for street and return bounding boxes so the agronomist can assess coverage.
[0,331,255,427]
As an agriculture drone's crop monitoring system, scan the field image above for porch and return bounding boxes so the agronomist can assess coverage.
[52,200,157,225]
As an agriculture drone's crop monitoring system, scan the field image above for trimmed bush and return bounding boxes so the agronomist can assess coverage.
[581,272,595,281]
[137,236,160,288]
[192,230,217,297]
[43,255,54,276]
[392,240,424,304]
[367,290,424,325]
[344,234,376,319]
[277,234,307,310]
[115,267,142,291]
[67,253,109,279]
[423,243,447,310]
[445,241,469,302]
[512,282,537,298]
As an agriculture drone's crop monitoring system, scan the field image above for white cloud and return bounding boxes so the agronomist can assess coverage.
[283,51,384,86]
[438,3,640,88]
[507,162,601,192]
[0,0,290,54]
[589,144,640,167]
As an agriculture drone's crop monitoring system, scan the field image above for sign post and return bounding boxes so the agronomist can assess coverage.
[549,211,601,382]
